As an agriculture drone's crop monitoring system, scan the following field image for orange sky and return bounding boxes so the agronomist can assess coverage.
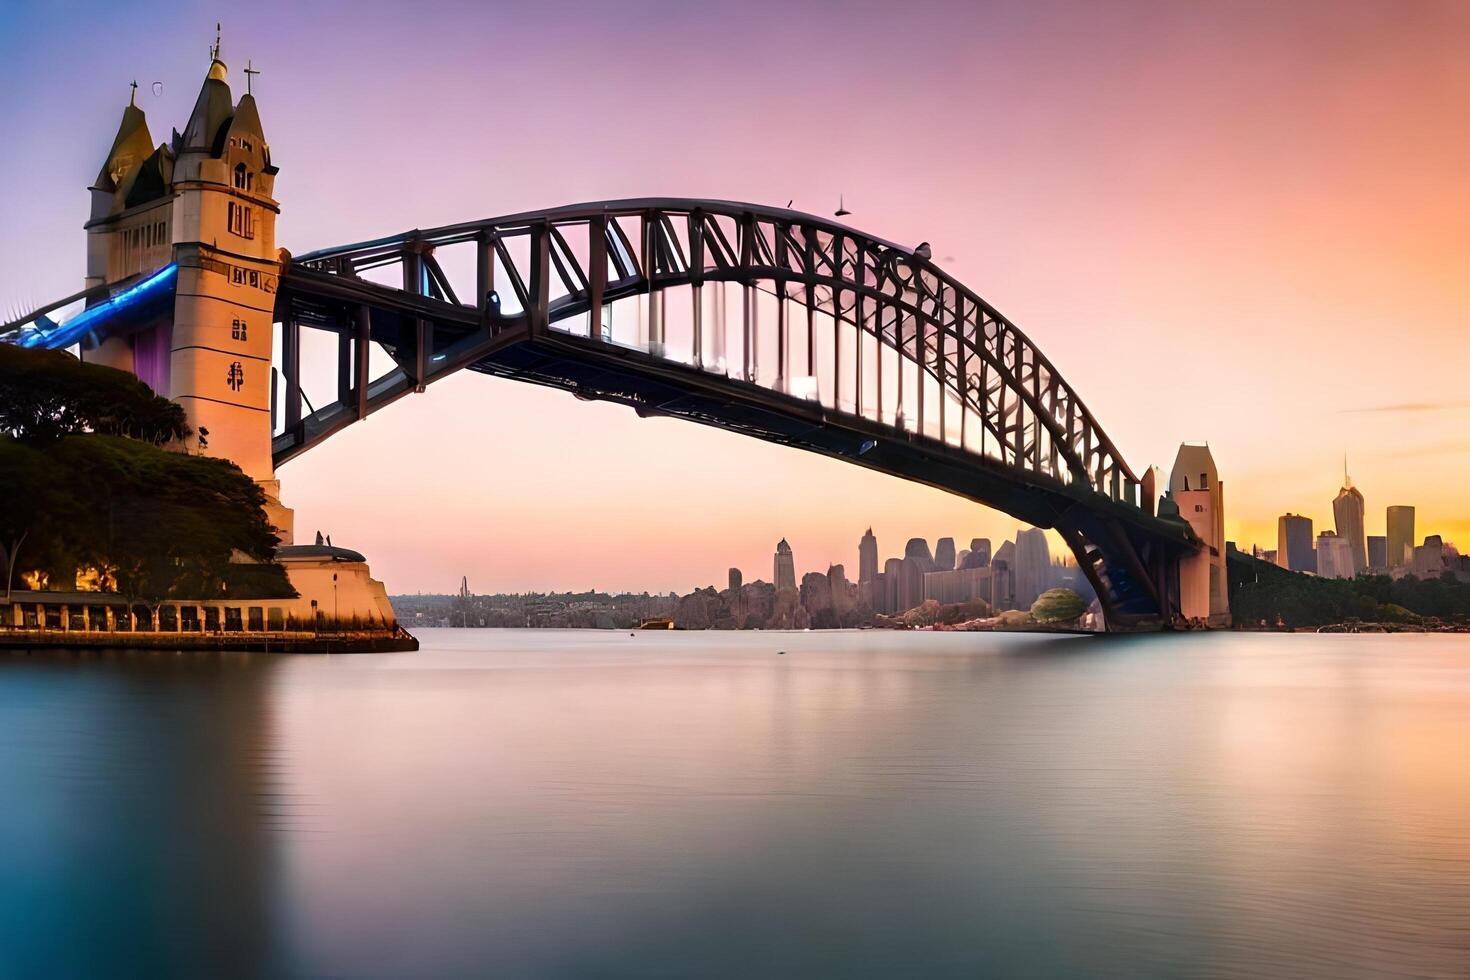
[3,1,1467,592]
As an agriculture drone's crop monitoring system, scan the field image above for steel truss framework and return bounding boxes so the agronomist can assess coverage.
[266,200,1196,628]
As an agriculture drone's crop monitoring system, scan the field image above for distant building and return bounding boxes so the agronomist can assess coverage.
[858,528,879,587]
[934,537,956,571]
[1367,535,1387,571]
[1315,531,1355,579]
[991,541,1017,610]
[773,538,796,592]
[1277,514,1315,573]
[963,538,991,569]
[1168,444,1230,625]
[1411,535,1445,580]
[1012,528,1052,611]
[881,557,903,614]
[1332,464,1366,576]
[728,567,742,592]
[897,538,935,613]
[1387,506,1415,568]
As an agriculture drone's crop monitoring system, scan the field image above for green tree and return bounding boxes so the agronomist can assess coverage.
[1030,588,1088,625]
[0,344,188,445]
[0,346,292,612]
[49,435,293,614]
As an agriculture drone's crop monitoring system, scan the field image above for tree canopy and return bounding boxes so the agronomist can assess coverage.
[1030,588,1088,624]
[0,345,291,603]
[0,344,188,445]
[1228,550,1470,627]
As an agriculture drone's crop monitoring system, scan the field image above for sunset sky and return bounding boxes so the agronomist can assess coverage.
[3,1,1467,594]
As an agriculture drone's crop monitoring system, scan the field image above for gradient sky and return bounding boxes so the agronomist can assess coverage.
[3,0,1468,593]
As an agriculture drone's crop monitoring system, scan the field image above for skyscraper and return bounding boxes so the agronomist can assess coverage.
[1367,535,1387,570]
[1332,460,1366,576]
[773,538,796,592]
[964,538,991,569]
[858,528,879,587]
[934,537,956,571]
[1276,514,1315,573]
[1315,531,1354,579]
[1013,528,1052,610]
[728,568,742,592]
[1387,505,1415,568]
[897,539,935,612]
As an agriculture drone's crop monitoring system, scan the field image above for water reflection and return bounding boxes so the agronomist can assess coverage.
[0,651,288,979]
[2,632,1468,978]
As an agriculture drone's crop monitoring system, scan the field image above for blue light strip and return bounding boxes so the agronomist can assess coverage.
[12,263,178,350]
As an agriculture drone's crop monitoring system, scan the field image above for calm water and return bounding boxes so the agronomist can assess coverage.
[1,629,1468,979]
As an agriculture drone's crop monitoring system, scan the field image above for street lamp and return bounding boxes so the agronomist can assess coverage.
[332,572,339,632]
[310,598,318,636]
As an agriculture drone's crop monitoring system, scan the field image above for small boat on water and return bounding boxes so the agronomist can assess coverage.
[634,617,675,630]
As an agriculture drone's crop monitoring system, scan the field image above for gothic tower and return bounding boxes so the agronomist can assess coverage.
[82,39,293,542]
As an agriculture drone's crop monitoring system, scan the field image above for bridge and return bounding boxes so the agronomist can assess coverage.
[6,198,1202,629]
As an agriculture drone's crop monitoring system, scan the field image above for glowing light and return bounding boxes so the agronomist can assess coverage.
[14,264,178,350]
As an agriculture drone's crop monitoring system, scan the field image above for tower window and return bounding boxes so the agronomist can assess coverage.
[227,202,255,240]
[1199,472,1209,489]
[233,163,249,190]
[231,318,247,341]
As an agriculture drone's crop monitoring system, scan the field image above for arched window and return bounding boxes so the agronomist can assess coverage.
[233,163,249,190]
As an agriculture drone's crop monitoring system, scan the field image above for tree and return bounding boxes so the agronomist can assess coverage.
[47,435,293,616]
[0,344,188,445]
[1030,588,1088,625]
[0,440,51,600]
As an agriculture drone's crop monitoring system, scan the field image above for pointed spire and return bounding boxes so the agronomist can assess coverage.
[129,79,137,107]
[182,33,235,153]
[94,90,153,191]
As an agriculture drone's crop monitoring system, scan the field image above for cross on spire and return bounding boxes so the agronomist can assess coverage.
[211,22,222,62]
[244,59,259,95]
[129,79,138,106]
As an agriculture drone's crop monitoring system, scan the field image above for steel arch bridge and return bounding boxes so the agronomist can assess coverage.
[268,198,1199,629]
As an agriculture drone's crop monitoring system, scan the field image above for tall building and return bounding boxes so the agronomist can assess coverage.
[1276,514,1315,573]
[896,539,935,613]
[857,528,879,587]
[934,537,956,571]
[1332,461,1366,576]
[963,538,991,569]
[1012,528,1052,611]
[1386,506,1415,568]
[728,568,742,592]
[773,539,796,592]
[989,541,1016,611]
[1367,535,1388,570]
[1315,531,1354,579]
[1166,444,1230,624]
[85,42,293,543]
[881,558,904,614]
[904,538,933,564]
[1411,535,1446,579]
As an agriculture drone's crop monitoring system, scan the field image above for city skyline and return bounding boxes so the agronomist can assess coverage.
[4,1,1469,594]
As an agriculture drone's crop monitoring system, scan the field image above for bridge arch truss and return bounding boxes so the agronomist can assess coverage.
[267,199,1192,627]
